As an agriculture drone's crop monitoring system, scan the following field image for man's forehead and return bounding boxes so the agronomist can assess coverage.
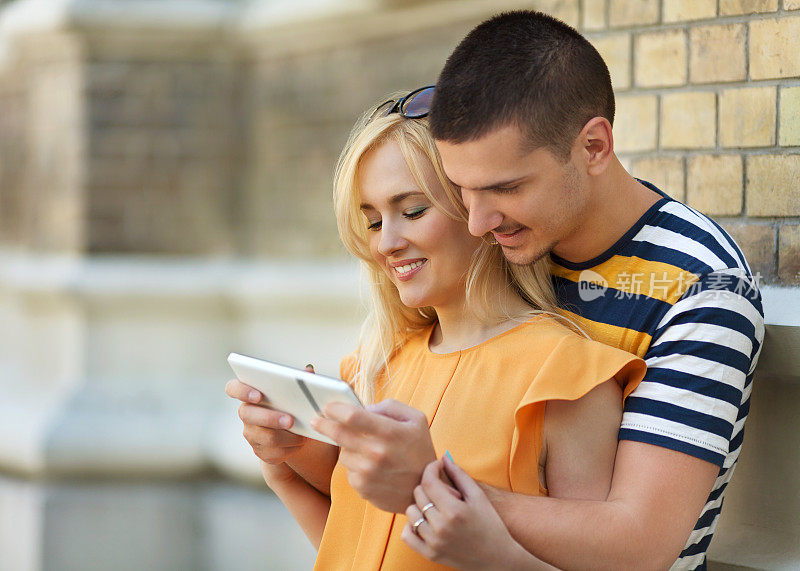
[435,125,539,188]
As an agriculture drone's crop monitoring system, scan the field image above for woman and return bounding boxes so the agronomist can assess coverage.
[227,88,646,570]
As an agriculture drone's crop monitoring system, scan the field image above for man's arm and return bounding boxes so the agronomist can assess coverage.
[486,440,719,570]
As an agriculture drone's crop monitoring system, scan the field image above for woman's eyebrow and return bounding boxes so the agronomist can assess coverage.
[359,191,425,210]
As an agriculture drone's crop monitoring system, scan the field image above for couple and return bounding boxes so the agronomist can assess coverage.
[227,11,764,570]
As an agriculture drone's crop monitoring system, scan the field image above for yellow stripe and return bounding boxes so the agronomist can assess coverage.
[552,255,700,304]
[563,310,653,358]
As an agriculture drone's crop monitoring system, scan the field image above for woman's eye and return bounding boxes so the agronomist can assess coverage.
[367,220,382,231]
[404,207,428,219]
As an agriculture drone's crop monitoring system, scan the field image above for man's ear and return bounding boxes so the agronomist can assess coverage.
[577,117,614,176]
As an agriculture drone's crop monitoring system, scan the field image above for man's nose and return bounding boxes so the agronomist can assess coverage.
[463,190,502,237]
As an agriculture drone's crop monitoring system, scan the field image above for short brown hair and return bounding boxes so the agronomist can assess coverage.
[430,10,615,159]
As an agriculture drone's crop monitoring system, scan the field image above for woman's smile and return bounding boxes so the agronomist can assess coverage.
[390,258,427,281]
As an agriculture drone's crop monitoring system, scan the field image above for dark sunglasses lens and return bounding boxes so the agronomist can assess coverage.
[401,87,434,118]
[371,100,396,121]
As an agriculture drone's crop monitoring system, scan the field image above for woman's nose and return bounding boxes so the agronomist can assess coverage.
[377,222,408,257]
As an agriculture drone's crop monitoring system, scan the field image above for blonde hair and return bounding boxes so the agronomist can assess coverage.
[334,99,565,403]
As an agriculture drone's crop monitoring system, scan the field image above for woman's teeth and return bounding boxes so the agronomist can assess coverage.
[394,260,424,274]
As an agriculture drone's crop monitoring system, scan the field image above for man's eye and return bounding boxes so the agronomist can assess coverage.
[494,186,519,194]
[404,207,428,219]
[367,220,382,231]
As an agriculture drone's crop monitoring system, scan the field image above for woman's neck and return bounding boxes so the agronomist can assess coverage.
[429,286,533,354]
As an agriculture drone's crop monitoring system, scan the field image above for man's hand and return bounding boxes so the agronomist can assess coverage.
[311,399,436,513]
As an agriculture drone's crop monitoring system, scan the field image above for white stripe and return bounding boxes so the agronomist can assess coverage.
[655,289,765,343]
[670,552,707,571]
[646,354,746,392]
[630,381,738,423]
[621,412,729,455]
[659,201,750,274]
[650,322,754,359]
[633,225,727,270]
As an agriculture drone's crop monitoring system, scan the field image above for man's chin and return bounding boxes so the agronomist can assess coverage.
[501,244,552,266]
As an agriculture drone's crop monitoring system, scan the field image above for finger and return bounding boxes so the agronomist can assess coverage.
[311,414,368,449]
[225,379,263,404]
[322,403,392,437]
[404,504,432,542]
[304,364,315,374]
[442,453,483,501]
[421,460,463,511]
[413,484,442,528]
[242,424,306,450]
[366,399,427,424]
[401,522,436,560]
[238,403,294,430]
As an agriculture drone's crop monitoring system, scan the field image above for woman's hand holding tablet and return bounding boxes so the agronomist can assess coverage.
[227,353,363,446]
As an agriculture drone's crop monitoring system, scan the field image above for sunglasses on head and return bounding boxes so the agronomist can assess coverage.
[369,85,435,122]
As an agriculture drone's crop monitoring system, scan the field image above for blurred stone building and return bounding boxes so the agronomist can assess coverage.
[0,0,798,569]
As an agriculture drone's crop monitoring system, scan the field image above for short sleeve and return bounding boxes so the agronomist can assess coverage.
[620,271,764,467]
[509,334,646,494]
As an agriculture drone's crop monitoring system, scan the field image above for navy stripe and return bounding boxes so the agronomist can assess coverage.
[647,339,752,376]
[705,211,751,273]
[681,532,713,557]
[653,307,758,342]
[648,211,741,269]
[737,395,751,421]
[729,424,746,453]
[686,271,761,300]
[619,428,726,466]
[694,505,722,530]
[708,480,728,503]
[642,368,743,408]
[624,397,734,439]
[552,275,671,332]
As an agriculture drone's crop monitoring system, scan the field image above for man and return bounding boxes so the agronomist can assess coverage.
[228,10,763,570]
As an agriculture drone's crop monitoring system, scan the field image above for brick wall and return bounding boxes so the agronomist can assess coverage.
[0,0,797,282]
[587,0,800,284]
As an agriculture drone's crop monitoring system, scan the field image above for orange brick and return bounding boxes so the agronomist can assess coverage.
[690,25,746,84]
[686,155,743,216]
[664,0,717,21]
[590,34,631,91]
[614,95,657,152]
[778,225,800,283]
[722,222,776,279]
[631,156,685,201]
[582,0,607,30]
[661,92,716,149]
[720,0,778,14]
[746,155,800,216]
[635,30,687,87]
[750,17,800,80]
[609,0,660,26]
[719,87,777,148]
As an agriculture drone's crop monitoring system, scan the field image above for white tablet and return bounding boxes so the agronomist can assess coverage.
[227,353,363,446]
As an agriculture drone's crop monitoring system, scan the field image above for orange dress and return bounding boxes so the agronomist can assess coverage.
[314,316,646,570]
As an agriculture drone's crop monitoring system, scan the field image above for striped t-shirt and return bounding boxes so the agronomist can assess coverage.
[550,181,764,571]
